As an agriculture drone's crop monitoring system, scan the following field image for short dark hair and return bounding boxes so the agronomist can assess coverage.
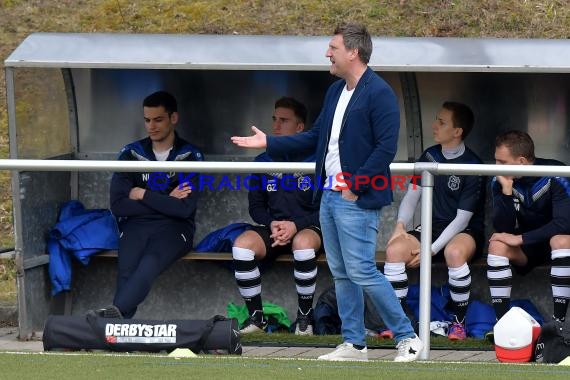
[274,97,307,124]
[143,91,177,115]
[334,23,372,64]
[442,101,474,140]
[495,130,535,161]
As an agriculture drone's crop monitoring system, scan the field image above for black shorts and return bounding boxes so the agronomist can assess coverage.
[408,223,484,263]
[514,241,552,275]
[249,224,323,261]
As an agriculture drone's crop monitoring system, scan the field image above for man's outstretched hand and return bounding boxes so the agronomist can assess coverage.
[231,126,268,148]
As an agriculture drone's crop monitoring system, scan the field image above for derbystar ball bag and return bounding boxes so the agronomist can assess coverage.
[43,314,242,354]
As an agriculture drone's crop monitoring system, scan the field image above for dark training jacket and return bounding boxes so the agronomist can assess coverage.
[109,133,204,231]
[492,158,570,245]
[248,151,319,231]
[419,144,486,232]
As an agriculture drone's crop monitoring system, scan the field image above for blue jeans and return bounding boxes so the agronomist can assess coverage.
[320,190,416,345]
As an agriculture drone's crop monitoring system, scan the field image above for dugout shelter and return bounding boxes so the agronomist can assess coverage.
[5,33,570,340]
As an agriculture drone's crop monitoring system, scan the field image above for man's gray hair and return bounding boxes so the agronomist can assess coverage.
[334,23,372,64]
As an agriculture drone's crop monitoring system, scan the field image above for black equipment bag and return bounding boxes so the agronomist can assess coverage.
[314,286,388,335]
[534,320,570,363]
[43,314,242,355]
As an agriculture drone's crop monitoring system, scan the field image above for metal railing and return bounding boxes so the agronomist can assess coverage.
[4,158,570,359]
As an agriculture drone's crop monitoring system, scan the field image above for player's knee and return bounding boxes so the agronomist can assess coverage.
[385,239,410,262]
[291,235,309,250]
[291,231,320,251]
[488,239,509,255]
[550,235,570,250]
[385,244,397,261]
[233,231,258,250]
[444,246,467,265]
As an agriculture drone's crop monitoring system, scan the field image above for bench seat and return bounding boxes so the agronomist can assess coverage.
[94,250,488,266]
[95,250,386,263]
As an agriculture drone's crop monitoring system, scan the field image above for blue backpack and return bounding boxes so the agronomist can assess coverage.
[465,299,544,338]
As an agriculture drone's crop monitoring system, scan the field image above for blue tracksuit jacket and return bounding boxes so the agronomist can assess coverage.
[47,200,119,295]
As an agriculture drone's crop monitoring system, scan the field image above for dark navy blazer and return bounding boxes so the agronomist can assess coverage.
[267,67,400,209]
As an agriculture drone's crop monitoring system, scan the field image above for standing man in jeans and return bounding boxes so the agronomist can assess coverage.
[232,23,422,362]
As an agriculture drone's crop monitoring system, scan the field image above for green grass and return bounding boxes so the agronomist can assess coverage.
[1,352,569,380]
[241,332,494,351]
[0,258,16,303]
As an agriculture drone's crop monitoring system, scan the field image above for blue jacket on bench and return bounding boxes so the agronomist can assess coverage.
[47,201,119,295]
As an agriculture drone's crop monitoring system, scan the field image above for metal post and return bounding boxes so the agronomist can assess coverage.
[419,169,434,360]
[5,67,31,340]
